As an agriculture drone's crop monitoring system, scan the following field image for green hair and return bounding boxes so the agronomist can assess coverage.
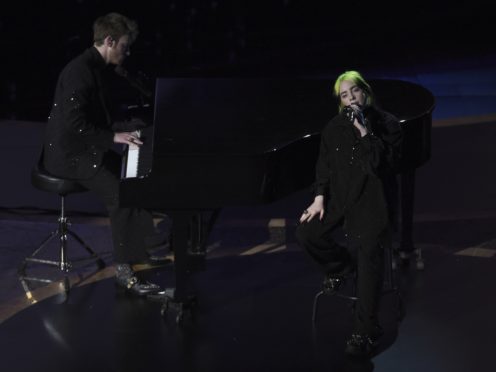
[333,70,374,112]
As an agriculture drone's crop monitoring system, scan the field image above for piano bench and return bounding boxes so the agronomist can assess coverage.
[18,162,106,297]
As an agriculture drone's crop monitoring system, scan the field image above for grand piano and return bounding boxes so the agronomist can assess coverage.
[118,77,434,320]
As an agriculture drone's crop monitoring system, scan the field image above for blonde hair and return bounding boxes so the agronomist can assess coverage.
[93,12,138,46]
[333,70,374,112]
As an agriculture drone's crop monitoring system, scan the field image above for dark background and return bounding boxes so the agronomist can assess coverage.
[0,0,494,121]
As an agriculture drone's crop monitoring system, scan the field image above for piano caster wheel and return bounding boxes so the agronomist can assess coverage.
[160,303,169,317]
[398,249,424,271]
[398,251,412,267]
[159,298,195,324]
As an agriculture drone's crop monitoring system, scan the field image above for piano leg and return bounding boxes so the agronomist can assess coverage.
[399,170,415,253]
[146,210,220,322]
[148,211,199,324]
[190,209,221,256]
[399,170,424,270]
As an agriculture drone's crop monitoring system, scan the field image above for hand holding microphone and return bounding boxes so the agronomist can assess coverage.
[343,104,368,137]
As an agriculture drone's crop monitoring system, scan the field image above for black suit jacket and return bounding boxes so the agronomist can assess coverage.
[43,47,114,179]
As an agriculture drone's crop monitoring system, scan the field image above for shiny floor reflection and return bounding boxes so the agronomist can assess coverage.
[1,232,495,372]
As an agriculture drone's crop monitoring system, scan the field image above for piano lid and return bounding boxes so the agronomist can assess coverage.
[150,77,435,154]
[152,78,335,155]
[370,79,435,121]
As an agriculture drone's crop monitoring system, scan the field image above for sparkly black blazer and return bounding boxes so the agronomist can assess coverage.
[313,106,403,243]
[43,47,114,179]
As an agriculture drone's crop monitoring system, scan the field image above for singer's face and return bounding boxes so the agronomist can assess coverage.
[108,35,131,65]
[339,80,367,108]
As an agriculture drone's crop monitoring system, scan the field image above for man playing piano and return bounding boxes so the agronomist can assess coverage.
[296,71,402,358]
[42,12,162,296]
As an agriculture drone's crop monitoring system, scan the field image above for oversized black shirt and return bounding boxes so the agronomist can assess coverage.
[314,106,403,244]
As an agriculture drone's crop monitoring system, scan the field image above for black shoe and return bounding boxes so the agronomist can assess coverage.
[345,331,381,358]
[115,264,161,296]
[322,274,343,293]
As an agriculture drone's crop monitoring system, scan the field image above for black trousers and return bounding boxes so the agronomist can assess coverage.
[295,214,386,334]
[77,151,156,264]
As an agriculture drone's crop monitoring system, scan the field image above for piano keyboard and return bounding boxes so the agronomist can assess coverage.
[125,145,140,178]
[122,127,154,178]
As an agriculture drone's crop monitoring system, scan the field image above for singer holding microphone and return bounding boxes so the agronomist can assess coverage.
[295,71,403,358]
[42,12,163,296]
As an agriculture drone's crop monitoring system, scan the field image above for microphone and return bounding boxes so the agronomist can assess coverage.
[114,65,153,98]
[351,105,372,133]
[343,105,362,124]
[343,105,371,134]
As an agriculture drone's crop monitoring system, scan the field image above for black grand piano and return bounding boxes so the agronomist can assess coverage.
[119,77,434,320]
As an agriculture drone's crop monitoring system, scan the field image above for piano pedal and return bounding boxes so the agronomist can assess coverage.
[146,245,173,264]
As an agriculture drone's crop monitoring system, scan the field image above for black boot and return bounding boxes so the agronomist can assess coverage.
[345,326,384,358]
[322,274,343,293]
[115,264,161,296]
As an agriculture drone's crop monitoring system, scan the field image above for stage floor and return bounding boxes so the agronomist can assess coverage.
[0,213,495,372]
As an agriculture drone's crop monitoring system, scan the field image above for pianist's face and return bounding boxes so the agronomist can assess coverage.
[108,34,131,65]
[339,80,367,109]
